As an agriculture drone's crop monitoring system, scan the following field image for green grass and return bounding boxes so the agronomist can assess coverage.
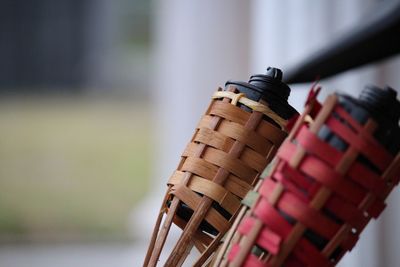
[0,97,151,241]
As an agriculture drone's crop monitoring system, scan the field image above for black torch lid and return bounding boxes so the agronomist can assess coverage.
[338,85,400,155]
[358,85,400,123]
[225,67,298,119]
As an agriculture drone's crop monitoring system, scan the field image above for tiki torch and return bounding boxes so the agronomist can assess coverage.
[217,85,400,267]
[143,67,298,266]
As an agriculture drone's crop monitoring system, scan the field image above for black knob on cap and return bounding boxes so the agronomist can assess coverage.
[266,66,283,80]
[248,67,290,101]
[224,67,298,120]
[359,85,400,122]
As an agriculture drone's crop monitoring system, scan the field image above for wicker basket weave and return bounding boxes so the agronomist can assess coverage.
[143,86,290,267]
[215,87,400,267]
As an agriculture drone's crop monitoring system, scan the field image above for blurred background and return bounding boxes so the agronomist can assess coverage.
[0,0,399,266]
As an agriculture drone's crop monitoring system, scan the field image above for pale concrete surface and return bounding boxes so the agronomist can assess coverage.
[0,242,143,267]
[0,240,198,267]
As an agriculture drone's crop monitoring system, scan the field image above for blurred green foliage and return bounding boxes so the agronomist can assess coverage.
[0,98,151,241]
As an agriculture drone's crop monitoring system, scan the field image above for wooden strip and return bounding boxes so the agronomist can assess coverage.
[194,200,252,267]
[230,219,264,267]
[200,145,260,186]
[212,90,288,129]
[297,126,388,197]
[224,175,252,199]
[168,169,252,199]
[217,120,273,155]
[213,204,249,266]
[147,191,180,267]
[183,143,258,183]
[194,228,225,267]
[168,171,240,215]
[257,120,288,145]
[277,192,340,240]
[171,185,229,233]
[240,147,269,173]
[198,115,286,154]
[325,116,392,171]
[208,101,250,126]
[143,189,170,266]
[172,215,213,252]
[193,126,271,173]
[197,115,287,156]
[194,127,234,152]
[180,157,218,180]
[200,145,258,182]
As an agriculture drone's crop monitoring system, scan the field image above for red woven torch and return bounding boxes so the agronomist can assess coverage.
[215,85,400,267]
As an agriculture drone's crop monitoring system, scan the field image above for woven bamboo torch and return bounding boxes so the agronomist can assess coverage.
[216,85,400,267]
[143,67,298,266]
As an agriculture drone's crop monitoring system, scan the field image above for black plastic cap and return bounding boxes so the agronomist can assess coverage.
[359,85,400,123]
[224,67,298,120]
[248,67,291,100]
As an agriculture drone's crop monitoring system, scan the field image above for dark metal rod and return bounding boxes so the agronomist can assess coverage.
[284,1,400,84]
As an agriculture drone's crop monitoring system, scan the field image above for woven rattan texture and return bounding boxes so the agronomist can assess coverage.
[144,87,288,267]
[219,94,400,267]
